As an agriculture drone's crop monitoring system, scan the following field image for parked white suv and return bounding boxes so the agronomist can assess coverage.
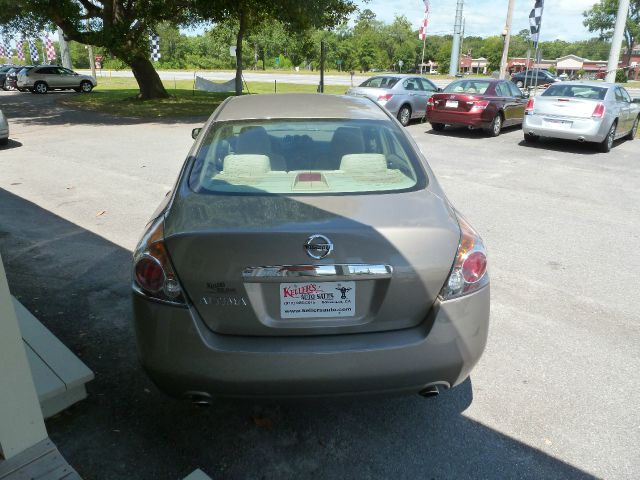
[17,66,97,94]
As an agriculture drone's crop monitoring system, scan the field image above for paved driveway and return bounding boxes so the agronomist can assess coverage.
[0,91,639,479]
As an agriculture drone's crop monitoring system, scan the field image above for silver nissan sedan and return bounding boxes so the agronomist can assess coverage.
[132,93,490,401]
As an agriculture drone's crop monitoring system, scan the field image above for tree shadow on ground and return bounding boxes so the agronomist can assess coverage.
[0,188,596,480]
[0,91,210,127]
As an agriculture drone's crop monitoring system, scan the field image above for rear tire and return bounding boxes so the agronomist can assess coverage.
[397,105,412,127]
[431,122,445,131]
[34,81,48,94]
[627,116,639,140]
[0,137,8,146]
[516,80,524,88]
[598,121,616,153]
[484,114,502,137]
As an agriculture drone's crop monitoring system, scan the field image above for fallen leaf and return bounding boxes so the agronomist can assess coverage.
[96,210,107,216]
[10,182,21,186]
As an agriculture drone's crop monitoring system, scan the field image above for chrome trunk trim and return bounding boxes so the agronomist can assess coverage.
[242,264,393,283]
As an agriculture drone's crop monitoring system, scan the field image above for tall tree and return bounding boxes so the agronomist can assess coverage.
[583,0,640,62]
[0,0,198,99]
[195,0,358,95]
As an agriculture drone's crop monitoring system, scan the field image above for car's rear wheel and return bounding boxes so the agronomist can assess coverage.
[34,81,48,94]
[431,122,445,131]
[80,80,93,93]
[0,137,8,146]
[598,121,616,153]
[627,116,639,140]
[484,114,502,137]
[516,80,524,88]
[397,105,411,127]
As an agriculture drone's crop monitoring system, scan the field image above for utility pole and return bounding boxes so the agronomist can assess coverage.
[449,0,464,76]
[88,45,96,79]
[57,27,72,69]
[499,0,516,79]
[605,0,630,83]
[319,40,325,93]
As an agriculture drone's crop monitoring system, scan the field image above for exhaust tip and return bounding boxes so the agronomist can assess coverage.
[577,136,585,142]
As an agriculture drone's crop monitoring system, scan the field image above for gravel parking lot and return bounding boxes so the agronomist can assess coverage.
[0,91,639,479]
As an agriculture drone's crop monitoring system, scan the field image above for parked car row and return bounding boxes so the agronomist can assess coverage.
[0,64,96,94]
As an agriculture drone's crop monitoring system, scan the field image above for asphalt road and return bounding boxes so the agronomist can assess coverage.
[0,91,639,480]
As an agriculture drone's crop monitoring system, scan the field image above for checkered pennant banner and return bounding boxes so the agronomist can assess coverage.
[419,1,430,41]
[28,38,39,63]
[529,0,544,48]
[16,39,25,61]
[149,33,160,62]
[45,34,56,61]
[0,40,6,59]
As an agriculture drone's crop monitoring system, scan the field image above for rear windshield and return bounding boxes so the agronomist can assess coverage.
[443,80,492,95]
[189,119,425,195]
[542,84,607,100]
[359,77,400,89]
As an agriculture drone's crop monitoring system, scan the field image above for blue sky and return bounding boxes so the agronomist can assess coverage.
[356,0,600,41]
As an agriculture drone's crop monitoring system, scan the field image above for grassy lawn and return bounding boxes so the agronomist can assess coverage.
[60,77,348,118]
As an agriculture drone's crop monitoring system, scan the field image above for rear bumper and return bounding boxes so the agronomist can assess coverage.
[523,114,610,142]
[133,285,490,398]
[426,109,493,128]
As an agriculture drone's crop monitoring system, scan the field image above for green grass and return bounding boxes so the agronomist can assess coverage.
[60,77,349,118]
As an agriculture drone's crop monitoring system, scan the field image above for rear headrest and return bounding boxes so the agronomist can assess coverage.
[237,126,270,155]
[340,154,388,174]
[222,154,271,176]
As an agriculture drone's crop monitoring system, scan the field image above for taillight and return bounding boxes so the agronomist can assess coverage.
[132,216,186,305]
[427,96,435,105]
[525,98,535,114]
[440,213,488,300]
[592,102,605,119]
[470,100,489,110]
[377,93,393,102]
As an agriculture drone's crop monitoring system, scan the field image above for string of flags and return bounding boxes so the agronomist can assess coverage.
[149,33,160,62]
[418,0,430,41]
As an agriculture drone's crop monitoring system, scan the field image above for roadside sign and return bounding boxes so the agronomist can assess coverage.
[275,56,280,66]
[336,59,343,65]
[229,46,236,57]
[95,54,104,69]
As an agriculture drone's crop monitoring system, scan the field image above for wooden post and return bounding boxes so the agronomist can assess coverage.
[0,253,47,460]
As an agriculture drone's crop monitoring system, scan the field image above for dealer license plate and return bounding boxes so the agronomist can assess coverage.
[280,281,356,319]
[544,118,572,128]
[445,100,459,108]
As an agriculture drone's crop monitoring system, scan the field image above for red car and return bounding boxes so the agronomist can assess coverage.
[426,78,528,136]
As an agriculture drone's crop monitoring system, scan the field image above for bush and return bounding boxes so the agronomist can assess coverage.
[102,58,128,70]
[615,69,628,83]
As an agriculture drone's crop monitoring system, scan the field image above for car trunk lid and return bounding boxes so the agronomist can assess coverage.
[164,190,460,336]
[532,96,600,119]
[430,93,483,113]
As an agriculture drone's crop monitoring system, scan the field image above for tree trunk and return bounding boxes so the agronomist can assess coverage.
[235,7,247,96]
[129,55,170,100]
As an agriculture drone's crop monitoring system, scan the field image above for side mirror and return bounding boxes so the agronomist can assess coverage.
[191,127,202,139]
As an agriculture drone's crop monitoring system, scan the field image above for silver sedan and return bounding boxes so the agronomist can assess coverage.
[522,81,640,152]
[0,109,9,146]
[346,74,440,126]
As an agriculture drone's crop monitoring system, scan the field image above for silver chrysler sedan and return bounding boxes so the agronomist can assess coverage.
[523,81,640,152]
[132,93,490,401]
[346,74,440,127]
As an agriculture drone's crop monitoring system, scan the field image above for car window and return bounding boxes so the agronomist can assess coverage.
[614,88,626,102]
[189,119,425,195]
[620,88,632,103]
[402,78,421,91]
[507,82,523,97]
[417,78,437,92]
[542,84,607,100]
[359,77,400,89]
[443,80,491,95]
[495,82,510,97]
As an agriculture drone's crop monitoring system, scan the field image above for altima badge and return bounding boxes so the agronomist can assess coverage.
[304,234,333,259]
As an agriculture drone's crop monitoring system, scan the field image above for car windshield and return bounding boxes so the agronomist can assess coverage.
[542,84,607,100]
[189,119,425,195]
[443,80,491,94]
[359,77,400,89]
